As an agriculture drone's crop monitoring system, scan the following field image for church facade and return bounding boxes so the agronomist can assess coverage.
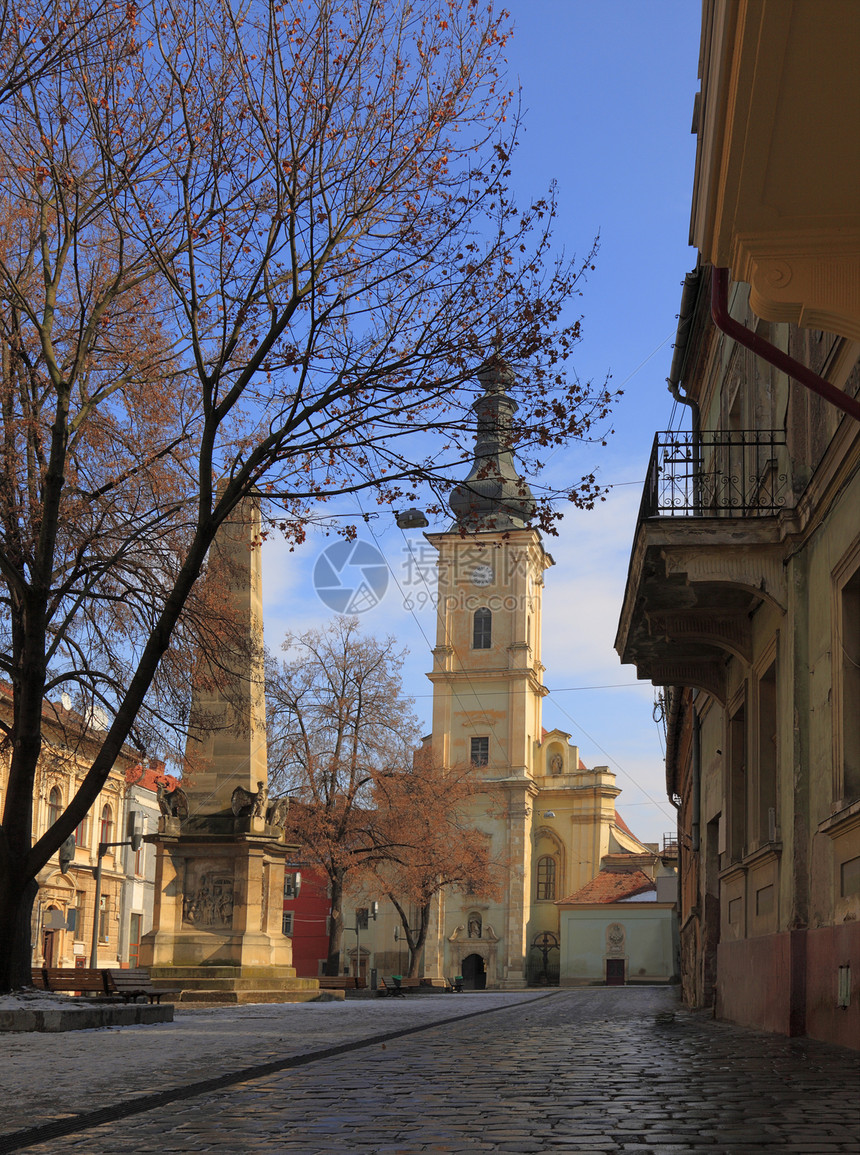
[344,357,656,988]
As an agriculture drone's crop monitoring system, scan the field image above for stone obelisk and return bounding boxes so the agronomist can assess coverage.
[140,500,324,1001]
[183,497,269,818]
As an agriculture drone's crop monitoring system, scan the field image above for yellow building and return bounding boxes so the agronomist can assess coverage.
[615,1,860,1047]
[345,356,654,988]
[0,684,146,970]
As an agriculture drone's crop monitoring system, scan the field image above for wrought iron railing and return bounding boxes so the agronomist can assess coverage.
[526,950,560,986]
[640,430,790,519]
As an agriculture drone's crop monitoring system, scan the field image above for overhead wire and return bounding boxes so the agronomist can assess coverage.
[354,494,510,765]
[308,326,683,823]
[353,497,674,823]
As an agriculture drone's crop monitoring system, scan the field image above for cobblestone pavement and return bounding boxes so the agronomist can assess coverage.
[2,987,859,1154]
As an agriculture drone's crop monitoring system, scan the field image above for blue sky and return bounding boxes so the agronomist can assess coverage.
[262,2,702,844]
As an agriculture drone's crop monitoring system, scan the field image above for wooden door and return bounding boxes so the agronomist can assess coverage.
[128,913,142,968]
[606,957,625,985]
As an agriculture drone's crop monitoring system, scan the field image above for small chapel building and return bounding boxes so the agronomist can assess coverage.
[343,356,665,988]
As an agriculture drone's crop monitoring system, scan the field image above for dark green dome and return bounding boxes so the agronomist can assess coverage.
[449,356,536,531]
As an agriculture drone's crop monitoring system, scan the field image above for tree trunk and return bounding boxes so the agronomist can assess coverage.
[0,506,223,990]
[325,871,344,977]
[0,875,38,992]
[406,903,431,979]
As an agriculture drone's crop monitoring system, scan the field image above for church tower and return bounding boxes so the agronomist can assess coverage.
[339,357,660,986]
[425,355,554,988]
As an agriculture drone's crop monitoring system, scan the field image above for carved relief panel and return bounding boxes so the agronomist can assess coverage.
[182,858,235,929]
[606,922,626,957]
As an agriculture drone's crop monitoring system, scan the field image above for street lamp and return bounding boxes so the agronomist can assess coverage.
[395,508,429,529]
[89,834,143,969]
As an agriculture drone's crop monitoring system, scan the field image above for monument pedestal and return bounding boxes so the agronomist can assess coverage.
[140,501,330,1002]
[141,816,329,1002]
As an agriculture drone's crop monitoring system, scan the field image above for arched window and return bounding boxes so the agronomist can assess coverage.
[473,608,492,649]
[75,815,90,848]
[99,804,113,847]
[536,856,557,901]
[47,787,62,828]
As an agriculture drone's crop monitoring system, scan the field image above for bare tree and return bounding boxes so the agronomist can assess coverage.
[267,617,421,975]
[0,0,122,105]
[369,757,507,977]
[0,0,615,990]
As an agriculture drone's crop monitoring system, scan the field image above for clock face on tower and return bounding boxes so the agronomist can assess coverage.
[470,564,494,587]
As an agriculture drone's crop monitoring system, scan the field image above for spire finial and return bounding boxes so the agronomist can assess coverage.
[448,351,536,531]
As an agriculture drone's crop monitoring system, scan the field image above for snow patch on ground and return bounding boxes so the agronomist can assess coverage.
[0,991,88,1011]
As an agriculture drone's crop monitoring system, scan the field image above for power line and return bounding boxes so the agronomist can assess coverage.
[405,682,652,699]
[543,695,675,822]
[353,504,673,825]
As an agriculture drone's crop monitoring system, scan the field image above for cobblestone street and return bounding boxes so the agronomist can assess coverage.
[1,987,858,1154]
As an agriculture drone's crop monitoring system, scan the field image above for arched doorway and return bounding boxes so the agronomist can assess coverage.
[461,953,486,990]
[43,905,61,967]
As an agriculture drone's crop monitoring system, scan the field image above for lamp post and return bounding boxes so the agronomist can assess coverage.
[394,922,407,975]
[89,835,143,969]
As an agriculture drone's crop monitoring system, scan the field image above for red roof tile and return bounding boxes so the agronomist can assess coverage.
[557,868,656,906]
[125,763,179,793]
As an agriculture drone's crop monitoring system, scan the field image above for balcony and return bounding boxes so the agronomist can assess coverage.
[616,430,792,703]
[640,430,790,519]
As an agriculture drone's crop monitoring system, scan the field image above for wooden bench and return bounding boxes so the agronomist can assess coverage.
[31,966,178,1003]
[316,976,366,992]
[31,967,117,998]
[104,968,179,1004]
[378,975,424,996]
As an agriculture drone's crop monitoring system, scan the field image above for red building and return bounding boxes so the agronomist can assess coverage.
[282,862,331,978]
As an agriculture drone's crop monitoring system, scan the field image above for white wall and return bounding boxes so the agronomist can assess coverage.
[559,904,677,984]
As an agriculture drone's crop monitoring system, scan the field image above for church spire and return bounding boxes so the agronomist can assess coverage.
[448,353,536,531]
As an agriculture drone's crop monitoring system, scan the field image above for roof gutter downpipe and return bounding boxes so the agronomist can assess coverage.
[711,266,860,423]
[691,696,701,854]
[667,270,702,514]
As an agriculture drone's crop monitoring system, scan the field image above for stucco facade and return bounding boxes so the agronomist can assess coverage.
[0,684,148,970]
[615,1,860,1048]
[559,905,678,988]
[557,864,678,986]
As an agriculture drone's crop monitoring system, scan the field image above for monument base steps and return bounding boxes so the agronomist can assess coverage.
[176,988,343,1003]
[149,965,335,1004]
